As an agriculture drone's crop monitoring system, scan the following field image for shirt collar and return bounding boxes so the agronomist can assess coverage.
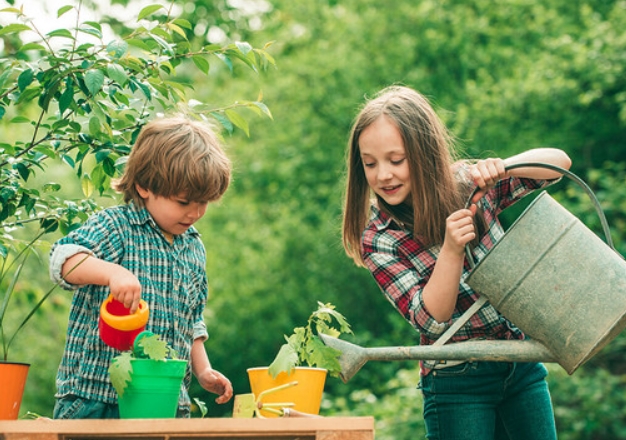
[125,201,200,238]
[369,203,398,231]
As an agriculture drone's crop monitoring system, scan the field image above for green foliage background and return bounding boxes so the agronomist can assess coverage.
[2,0,626,439]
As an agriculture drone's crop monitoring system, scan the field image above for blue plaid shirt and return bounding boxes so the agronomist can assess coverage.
[362,176,554,374]
[49,202,209,407]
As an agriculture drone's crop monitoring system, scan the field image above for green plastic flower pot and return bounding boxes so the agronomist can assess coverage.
[118,358,187,419]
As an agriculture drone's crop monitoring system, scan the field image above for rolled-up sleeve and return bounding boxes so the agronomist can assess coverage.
[363,228,450,339]
[193,320,209,341]
[49,244,94,290]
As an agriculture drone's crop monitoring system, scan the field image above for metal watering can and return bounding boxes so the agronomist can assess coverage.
[322,163,626,382]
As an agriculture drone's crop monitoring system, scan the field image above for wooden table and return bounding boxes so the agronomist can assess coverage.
[0,417,375,439]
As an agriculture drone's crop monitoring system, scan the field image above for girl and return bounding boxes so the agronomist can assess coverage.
[342,85,571,440]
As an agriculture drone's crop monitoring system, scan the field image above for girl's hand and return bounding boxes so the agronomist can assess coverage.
[108,265,142,313]
[442,207,477,256]
[469,158,507,203]
[196,367,233,404]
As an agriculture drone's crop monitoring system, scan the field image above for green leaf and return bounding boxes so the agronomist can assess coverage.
[149,32,174,55]
[83,21,102,32]
[78,27,102,39]
[106,40,128,59]
[108,352,133,396]
[46,29,74,39]
[0,69,11,89]
[90,164,105,190]
[192,56,210,75]
[225,109,250,136]
[42,183,61,192]
[58,83,74,115]
[102,157,116,177]
[172,18,192,29]
[137,333,170,360]
[210,111,233,133]
[84,69,104,96]
[106,63,128,86]
[306,336,341,376]
[17,69,34,91]
[13,162,29,181]
[215,53,233,72]
[130,78,151,101]
[246,101,273,120]
[138,4,165,21]
[57,5,73,17]
[235,41,253,55]
[0,23,31,36]
[10,116,30,123]
[80,174,94,197]
[166,22,187,40]
[193,397,208,418]
[268,343,299,378]
[88,116,101,136]
[19,42,45,52]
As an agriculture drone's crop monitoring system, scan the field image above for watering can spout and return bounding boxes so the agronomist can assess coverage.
[320,334,556,382]
[319,334,369,383]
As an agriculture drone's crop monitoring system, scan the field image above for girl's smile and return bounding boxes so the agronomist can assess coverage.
[358,115,411,205]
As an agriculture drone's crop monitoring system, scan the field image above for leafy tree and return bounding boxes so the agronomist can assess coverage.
[0,0,274,417]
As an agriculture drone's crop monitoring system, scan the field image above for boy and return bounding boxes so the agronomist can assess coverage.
[49,115,233,418]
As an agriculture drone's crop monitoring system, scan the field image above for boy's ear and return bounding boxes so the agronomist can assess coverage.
[135,184,149,199]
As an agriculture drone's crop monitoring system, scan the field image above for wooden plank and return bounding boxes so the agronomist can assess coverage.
[0,434,59,440]
[0,417,375,439]
[317,430,374,440]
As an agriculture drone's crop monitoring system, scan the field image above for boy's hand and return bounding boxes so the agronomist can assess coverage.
[108,265,142,313]
[196,367,233,404]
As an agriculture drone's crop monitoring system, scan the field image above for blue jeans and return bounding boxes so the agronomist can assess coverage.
[419,362,557,440]
[53,395,191,419]
[53,395,120,419]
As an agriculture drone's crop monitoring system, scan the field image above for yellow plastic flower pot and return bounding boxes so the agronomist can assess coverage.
[247,367,327,418]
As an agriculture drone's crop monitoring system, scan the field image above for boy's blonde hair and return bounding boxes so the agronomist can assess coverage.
[114,115,231,206]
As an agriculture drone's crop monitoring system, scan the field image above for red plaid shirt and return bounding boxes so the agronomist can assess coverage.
[361,176,553,375]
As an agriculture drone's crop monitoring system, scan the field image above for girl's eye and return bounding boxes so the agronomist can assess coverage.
[363,162,375,168]
[391,158,405,165]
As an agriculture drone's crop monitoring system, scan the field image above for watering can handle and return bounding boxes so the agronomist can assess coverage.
[433,163,616,349]
[463,162,616,269]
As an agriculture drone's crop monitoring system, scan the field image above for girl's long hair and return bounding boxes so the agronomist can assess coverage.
[343,86,479,266]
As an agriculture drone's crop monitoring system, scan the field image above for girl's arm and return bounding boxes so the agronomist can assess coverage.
[504,147,572,179]
[191,338,233,404]
[422,207,476,322]
[61,253,142,312]
[470,148,571,203]
[424,148,571,322]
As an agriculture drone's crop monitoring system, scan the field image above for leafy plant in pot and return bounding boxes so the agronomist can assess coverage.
[247,302,352,417]
[109,331,188,419]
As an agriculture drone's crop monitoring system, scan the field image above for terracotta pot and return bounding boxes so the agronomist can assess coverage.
[0,361,30,420]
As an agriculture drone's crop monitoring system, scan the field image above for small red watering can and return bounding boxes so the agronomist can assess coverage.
[99,294,149,351]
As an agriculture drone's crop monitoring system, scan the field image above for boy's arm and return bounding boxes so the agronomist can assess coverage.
[191,338,233,404]
[62,253,142,312]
